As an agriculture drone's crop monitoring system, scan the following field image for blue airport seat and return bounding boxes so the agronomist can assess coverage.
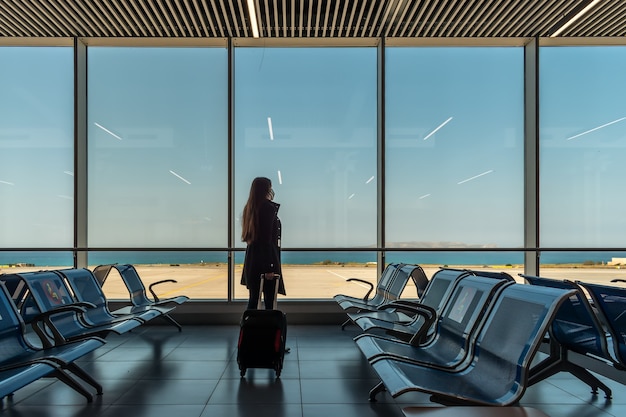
[351,268,478,344]
[93,264,188,331]
[577,281,626,367]
[355,273,514,368]
[335,262,404,311]
[367,284,574,406]
[1,271,143,347]
[522,275,613,398]
[339,264,429,329]
[56,268,169,325]
[351,269,514,334]
[0,281,105,402]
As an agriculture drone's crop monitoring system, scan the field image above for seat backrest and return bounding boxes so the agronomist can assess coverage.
[468,270,515,283]
[422,274,514,365]
[17,271,75,314]
[110,264,153,306]
[382,263,415,302]
[362,263,403,305]
[409,265,430,298]
[0,274,28,302]
[438,274,513,338]
[404,268,472,345]
[395,264,429,299]
[92,264,114,286]
[419,268,471,312]
[55,268,116,325]
[522,275,609,360]
[468,284,573,405]
[58,268,106,308]
[578,281,626,365]
[0,282,31,365]
[375,263,403,297]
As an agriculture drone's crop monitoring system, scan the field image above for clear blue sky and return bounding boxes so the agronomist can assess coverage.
[1,45,625,250]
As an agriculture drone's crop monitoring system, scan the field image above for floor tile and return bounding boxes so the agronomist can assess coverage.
[209,377,302,404]
[299,359,379,379]
[100,404,205,417]
[4,325,626,417]
[302,403,404,417]
[300,378,389,404]
[201,403,304,417]
[114,379,219,405]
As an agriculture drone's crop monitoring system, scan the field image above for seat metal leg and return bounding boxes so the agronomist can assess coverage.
[52,370,95,402]
[368,381,386,402]
[161,313,183,331]
[340,318,353,330]
[64,363,103,394]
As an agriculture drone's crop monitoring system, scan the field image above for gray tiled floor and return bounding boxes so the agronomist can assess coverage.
[1,324,624,417]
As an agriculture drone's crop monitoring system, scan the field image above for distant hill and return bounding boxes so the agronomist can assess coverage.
[383,241,498,249]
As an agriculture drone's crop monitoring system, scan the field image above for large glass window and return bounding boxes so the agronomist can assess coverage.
[234,47,378,252]
[537,251,626,286]
[10,41,626,304]
[385,47,525,257]
[87,47,228,248]
[89,250,228,300]
[0,47,74,248]
[233,250,378,300]
[0,251,73,272]
[540,46,626,249]
[388,250,526,291]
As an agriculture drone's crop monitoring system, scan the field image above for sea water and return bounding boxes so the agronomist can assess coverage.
[1,249,623,267]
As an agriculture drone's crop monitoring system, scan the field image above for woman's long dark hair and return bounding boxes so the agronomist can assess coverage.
[241,177,272,244]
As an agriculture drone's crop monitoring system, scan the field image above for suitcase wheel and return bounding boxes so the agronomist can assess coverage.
[240,368,246,377]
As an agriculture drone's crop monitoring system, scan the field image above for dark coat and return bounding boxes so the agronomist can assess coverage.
[241,200,286,295]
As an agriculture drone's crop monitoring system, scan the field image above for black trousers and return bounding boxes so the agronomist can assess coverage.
[247,277,277,310]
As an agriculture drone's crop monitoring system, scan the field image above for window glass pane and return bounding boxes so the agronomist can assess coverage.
[233,250,378,300]
[0,47,74,247]
[87,47,228,247]
[388,251,525,288]
[0,251,74,272]
[387,251,524,269]
[234,47,377,249]
[537,251,626,285]
[89,250,227,300]
[540,46,626,248]
[385,47,524,248]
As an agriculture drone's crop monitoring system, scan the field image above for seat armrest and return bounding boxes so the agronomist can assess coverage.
[30,304,89,348]
[346,278,374,301]
[377,302,437,321]
[148,279,178,302]
[0,359,57,372]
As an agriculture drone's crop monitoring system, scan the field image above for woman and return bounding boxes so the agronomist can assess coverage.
[240,177,286,309]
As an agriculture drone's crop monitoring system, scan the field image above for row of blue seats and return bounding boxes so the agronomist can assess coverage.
[346,267,576,406]
[334,262,431,330]
[0,265,187,402]
[522,274,626,399]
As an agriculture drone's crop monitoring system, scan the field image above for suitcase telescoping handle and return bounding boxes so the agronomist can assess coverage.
[258,274,281,310]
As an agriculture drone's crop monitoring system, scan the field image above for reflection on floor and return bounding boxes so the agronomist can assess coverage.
[1,325,625,417]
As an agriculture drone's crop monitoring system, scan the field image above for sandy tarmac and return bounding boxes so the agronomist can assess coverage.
[3,263,626,301]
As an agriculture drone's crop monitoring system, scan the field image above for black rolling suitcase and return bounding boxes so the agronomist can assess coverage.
[237,276,287,378]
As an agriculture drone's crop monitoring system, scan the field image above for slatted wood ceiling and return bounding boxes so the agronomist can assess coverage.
[0,0,625,38]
